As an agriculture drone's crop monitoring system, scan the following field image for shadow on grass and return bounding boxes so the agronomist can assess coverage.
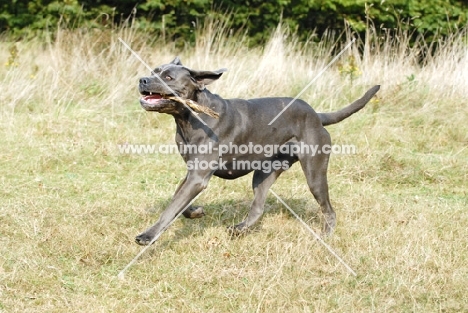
[144,195,321,254]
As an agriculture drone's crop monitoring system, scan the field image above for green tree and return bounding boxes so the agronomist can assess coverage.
[1,0,467,44]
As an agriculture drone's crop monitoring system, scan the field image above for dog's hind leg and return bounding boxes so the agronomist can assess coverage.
[229,168,285,235]
[298,130,336,235]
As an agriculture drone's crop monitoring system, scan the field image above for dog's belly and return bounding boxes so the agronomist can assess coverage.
[213,169,253,179]
[212,152,299,180]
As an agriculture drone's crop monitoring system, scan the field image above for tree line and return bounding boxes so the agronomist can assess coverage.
[1,0,467,44]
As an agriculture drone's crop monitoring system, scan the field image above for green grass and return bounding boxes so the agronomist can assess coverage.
[0,24,467,312]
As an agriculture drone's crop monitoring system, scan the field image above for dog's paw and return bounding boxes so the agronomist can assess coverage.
[135,233,154,246]
[321,213,336,237]
[183,206,205,219]
[321,228,334,238]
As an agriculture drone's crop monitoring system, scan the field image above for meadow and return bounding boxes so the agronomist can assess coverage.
[0,22,467,312]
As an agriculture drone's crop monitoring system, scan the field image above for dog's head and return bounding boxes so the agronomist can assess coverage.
[138,57,226,113]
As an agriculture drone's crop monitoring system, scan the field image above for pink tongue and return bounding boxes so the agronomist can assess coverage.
[143,94,163,104]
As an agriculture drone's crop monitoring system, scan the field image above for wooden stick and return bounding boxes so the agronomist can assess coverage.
[167,97,219,118]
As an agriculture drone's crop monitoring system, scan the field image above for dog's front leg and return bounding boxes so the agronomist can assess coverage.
[171,176,205,219]
[135,170,213,245]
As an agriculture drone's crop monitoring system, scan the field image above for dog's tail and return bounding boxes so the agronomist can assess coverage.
[318,85,380,126]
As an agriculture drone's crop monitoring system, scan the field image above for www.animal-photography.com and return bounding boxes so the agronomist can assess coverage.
[1,1,467,312]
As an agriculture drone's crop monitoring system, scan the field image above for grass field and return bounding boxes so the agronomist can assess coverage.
[1,23,467,312]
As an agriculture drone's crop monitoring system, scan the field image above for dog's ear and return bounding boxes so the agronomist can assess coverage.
[170,56,183,66]
[188,68,227,90]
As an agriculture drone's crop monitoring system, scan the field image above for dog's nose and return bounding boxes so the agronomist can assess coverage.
[139,77,149,85]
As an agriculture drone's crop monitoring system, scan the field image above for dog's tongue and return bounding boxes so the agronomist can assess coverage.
[143,94,163,104]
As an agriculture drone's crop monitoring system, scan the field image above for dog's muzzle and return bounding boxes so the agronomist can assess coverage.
[138,77,177,111]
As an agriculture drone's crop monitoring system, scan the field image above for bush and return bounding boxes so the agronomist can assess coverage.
[1,0,467,44]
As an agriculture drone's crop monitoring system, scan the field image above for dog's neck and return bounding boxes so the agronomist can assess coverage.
[170,89,224,118]
[195,89,224,108]
[172,88,223,144]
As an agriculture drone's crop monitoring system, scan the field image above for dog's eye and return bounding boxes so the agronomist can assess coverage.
[165,75,172,81]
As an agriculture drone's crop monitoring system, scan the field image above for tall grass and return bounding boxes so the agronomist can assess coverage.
[0,20,467,312]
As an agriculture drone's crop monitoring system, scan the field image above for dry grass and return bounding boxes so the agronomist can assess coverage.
[0,22,467,312]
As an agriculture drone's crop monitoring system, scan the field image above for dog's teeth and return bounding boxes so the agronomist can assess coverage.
[150,92,153,95]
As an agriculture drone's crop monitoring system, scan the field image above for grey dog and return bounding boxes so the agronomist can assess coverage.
[135,57,380,245]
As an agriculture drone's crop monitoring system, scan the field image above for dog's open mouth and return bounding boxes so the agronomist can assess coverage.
[140,92,174,105]
[139,91,220,118]
[139,91,178,111]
